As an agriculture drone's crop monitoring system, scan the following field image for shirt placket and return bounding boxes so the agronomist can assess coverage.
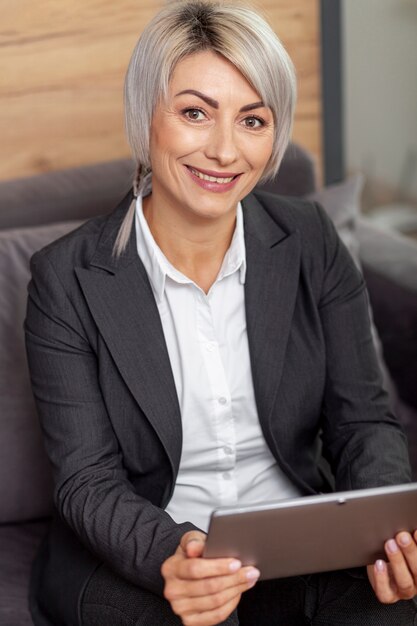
[196,288,238,506]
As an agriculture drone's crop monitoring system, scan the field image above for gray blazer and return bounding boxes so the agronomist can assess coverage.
[25,190,411,626]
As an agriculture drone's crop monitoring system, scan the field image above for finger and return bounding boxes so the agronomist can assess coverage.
[385,538,416,599]
[175,554,244,581]
[172,577,253,617]
[181,531,207,558]
[368,560,398,604]
[179,594,242,626]
[396,531,417,578]
[165,566,260,600]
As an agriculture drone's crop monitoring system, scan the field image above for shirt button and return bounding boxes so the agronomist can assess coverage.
[206,342,216,352]
[222,472,232,480]
[218,396,227,405]
[223,446,233,455]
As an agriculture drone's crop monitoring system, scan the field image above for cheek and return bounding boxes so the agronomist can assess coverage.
[151,117,204,162]
[245,136,274,171]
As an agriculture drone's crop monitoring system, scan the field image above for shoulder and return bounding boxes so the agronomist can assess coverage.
[251,189,329,233]
[30,192,133,279]
[246,189,337,256]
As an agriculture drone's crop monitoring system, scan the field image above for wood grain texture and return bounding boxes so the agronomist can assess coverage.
[0,0,322,181]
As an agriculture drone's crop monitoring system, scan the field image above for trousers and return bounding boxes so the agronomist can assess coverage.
[81,563,417,625]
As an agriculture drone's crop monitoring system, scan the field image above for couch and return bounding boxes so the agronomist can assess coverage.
[1,144,416,625]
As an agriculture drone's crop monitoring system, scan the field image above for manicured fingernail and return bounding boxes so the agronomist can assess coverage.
[229,560,241,572]
[376,559,386,572]
[246,568,260,581]
[387,539,399,553]
[398,533,411,547]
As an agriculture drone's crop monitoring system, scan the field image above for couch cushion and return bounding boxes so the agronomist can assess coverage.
[0,159,134,230]
[0,221,81,523]
[0,520,49,625]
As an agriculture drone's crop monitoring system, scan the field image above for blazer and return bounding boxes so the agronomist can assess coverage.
[25,190,411,626]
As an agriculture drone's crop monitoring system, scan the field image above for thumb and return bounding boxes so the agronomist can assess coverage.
[180,530,207,558]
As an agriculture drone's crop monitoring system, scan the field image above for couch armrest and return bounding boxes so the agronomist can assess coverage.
[357,217,417,409]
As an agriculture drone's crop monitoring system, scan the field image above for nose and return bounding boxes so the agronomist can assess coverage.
[204,121,239,167]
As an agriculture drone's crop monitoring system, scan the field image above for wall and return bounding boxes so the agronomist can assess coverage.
[343,0,417,203]
[0,0,322,181]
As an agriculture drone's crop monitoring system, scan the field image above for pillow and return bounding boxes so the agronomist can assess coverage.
[306,176,401,412]
[0,220,82,523]
[307,174,364,268]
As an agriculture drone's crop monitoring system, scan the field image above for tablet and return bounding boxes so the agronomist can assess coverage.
[203,482,417,579]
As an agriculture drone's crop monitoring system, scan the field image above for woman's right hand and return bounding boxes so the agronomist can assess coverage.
[161,530,260,626]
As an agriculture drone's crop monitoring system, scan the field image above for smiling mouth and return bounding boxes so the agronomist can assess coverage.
[186,166,239,184]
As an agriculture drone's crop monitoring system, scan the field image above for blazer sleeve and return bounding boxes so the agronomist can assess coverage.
[314,202,412,490]
[25,250,196,596]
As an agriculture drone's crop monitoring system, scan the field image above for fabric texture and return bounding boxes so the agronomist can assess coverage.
[0,521,49,625]
[0,220,81,523]
[82,562,238,626]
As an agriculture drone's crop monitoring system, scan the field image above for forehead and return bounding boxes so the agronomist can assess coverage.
[168,50,262,103]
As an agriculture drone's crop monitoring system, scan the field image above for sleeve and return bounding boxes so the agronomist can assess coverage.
[313,202,412,490]
[24,250,197,595]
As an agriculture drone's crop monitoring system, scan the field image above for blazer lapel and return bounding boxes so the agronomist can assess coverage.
[243,193,301,429]
[75,194,182,475]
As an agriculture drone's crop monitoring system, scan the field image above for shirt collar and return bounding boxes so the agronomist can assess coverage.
[135,178,247,304]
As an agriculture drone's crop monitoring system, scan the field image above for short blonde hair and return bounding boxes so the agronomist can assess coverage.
[115,0,296,255]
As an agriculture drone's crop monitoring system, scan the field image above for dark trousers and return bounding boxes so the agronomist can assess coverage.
[81,563,417,626]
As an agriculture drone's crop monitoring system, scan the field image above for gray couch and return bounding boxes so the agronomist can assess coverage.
[1,144,416,625]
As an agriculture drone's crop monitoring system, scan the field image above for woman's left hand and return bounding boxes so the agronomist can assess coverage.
[367,530,417,603]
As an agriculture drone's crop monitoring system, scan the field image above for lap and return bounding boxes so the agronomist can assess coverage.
[81,563,417,626]
[81,563,237,626]
[239,570,417,626]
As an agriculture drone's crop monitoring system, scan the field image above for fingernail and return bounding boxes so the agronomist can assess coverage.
[398,533,411,547]
[229,560,241,572]
[387,539,399,553]
[246,568,260,581]
[376,559,386,572]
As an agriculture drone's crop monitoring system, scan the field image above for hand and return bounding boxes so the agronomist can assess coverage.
[161,530,260,626]
[367,530,417,603]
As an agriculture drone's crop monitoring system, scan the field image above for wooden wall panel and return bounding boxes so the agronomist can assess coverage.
[0,0,322,181]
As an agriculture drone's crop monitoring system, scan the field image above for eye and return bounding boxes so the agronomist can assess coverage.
[183,108,206,122]
[243,116,264,129]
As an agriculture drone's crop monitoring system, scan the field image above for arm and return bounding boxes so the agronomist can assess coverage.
[314,202,411,490]
[313,204,416,602]
[25,249,196,595]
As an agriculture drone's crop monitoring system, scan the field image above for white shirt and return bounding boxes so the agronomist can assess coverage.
[135,184,300,531]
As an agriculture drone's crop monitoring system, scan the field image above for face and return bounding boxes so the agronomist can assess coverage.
[147,50,274,224]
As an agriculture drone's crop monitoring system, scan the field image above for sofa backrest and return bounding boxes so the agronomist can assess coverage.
[0,221,81,523]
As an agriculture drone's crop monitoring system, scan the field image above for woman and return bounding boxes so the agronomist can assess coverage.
[25,1,417,625]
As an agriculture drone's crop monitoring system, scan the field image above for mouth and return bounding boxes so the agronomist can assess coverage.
[185,165,242,192]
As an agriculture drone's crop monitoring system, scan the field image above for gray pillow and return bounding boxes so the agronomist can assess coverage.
[0,220,81,523]
[307,174,364,267]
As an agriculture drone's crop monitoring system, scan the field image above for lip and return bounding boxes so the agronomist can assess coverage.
[184,165,242,193]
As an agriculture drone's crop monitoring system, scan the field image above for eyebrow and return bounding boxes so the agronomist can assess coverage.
[175,89,265,112]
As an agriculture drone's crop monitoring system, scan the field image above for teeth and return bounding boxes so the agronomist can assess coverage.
[190,167,234,184]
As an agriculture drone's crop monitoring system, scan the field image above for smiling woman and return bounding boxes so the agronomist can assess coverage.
[24,2,417,626]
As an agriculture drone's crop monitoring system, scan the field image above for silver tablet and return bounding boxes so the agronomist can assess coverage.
[204,483,417,579]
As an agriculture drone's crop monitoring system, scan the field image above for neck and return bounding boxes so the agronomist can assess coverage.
[142,194,237,293]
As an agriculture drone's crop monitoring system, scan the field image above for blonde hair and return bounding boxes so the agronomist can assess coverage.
[114,0,296,256]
